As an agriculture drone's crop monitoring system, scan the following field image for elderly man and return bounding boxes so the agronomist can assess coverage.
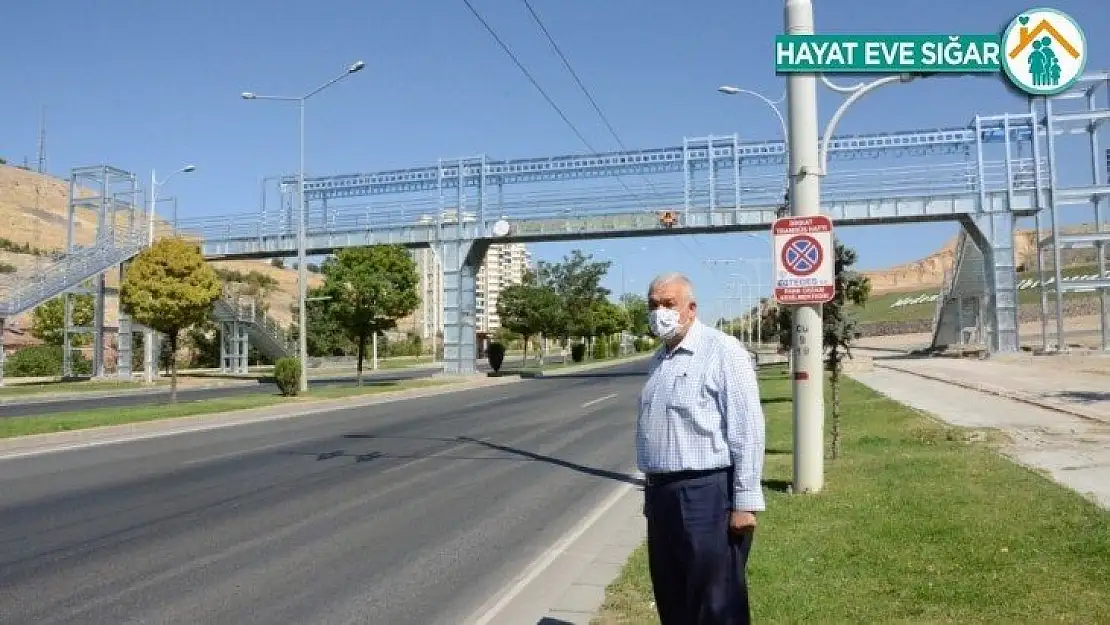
[637,272,767,625]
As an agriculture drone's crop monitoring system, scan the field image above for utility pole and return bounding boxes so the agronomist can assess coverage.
[785,0,825,494]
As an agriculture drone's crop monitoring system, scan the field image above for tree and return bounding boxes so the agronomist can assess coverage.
[320,245,419,385]
[534,249,611,340]
[619,293,650,336]
[30,292,94,345]
[120,237,222,402]
[497,271,564,366]
[291,285,356,357]
[774,240,871,459]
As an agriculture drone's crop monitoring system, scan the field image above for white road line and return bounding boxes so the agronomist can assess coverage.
[581,393,618,408]
[467,479,636,625]
[179,441,293,466]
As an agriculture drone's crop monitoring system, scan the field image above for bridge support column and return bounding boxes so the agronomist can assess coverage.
[963,213,1019,354]
[440,239,485,375]
[0,317,6,388]
[117,314,133,380]
[220,321,249,374]
[92,273,107,378]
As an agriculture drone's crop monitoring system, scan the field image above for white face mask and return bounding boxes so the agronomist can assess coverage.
[649,307,682,340]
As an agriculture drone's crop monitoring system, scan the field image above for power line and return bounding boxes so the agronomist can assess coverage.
[520,0,628,153]
[516,0,709,264]
[463,0,709,269]
[460,0,597,153]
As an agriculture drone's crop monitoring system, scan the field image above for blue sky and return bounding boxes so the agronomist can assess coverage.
[1,0,1106,323]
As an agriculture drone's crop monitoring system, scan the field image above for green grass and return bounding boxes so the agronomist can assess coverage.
[853,263,1103,324]
[593,366,1110,624]
[0,379,453,439]
[0,379,165,397]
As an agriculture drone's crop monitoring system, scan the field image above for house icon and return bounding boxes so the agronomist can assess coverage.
[1008,18,1081,60]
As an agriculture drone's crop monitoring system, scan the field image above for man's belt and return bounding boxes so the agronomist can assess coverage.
[644,467,729,486]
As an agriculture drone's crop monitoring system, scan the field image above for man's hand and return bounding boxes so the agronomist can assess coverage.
[729,510,757,534]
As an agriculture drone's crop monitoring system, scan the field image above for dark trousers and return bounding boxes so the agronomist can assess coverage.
[645,468,754,625]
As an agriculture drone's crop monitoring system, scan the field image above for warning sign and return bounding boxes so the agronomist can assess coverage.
[772,215,834,305]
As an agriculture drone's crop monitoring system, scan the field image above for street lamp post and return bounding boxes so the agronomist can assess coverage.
[783,0,923,494]
[718,85,790,210]
[145,164,196,383]
[241,60,366,393]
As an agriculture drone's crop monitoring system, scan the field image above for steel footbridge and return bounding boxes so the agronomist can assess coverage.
[0,72,1106,381]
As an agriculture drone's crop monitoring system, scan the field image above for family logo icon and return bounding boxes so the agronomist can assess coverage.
[1001,8,1087,95]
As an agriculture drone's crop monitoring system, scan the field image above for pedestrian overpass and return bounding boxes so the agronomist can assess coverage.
[1,72,1105,379]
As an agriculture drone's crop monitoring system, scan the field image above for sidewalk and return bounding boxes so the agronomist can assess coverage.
[857,347,1110,424]
[849,350,1110,509]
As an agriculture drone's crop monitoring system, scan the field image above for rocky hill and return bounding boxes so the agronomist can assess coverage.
[862,224,1099,295]
[0,163,319,332]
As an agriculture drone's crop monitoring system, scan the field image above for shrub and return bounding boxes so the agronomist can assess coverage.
[487,342,506,372]
[571,343,586,363]
[593,338,609,359]
[274,357,301,396]
[4,345,92,378]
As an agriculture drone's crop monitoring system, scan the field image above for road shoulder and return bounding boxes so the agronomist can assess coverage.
[467,477,646,625]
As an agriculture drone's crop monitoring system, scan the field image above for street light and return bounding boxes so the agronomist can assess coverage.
[241,59,366,393]
[718,84,790,211]
[148,164,196,244]
[782,0,923,495]
[145,163,196,384]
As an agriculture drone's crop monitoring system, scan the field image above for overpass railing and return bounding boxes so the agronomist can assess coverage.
[175,159,1046,245]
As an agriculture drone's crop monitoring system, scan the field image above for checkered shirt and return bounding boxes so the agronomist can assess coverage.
[636,319,767,512]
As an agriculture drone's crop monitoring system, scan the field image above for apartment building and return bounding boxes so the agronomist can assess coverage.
[475,242,533,332]
[407,242,533,341]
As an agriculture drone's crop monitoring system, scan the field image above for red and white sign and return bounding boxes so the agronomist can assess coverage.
[772,215,834,305]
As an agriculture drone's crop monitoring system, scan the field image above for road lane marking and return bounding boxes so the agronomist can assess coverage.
[581,393,618,408]
[180,441,293,466]
[467,478,637,625]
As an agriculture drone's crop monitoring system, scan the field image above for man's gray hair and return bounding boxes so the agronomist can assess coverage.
[648,272,696,302]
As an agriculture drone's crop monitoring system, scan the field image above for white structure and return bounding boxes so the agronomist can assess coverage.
[476,243,533,332]
[412,247,443,342]
[409,241,532,341]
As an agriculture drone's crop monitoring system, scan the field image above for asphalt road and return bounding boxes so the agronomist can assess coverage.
[0,359,647,625]
[0,365,458,418]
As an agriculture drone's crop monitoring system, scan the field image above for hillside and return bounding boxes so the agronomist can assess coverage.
[862,224,1100,295]
[0,163,319,332]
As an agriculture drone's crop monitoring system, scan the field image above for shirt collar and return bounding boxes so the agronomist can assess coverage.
[660,318,704,358]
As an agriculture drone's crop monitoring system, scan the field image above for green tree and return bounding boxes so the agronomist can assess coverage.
[120,237,222,402]
[30,292,94,345]
[619,293,650,336]
[320,245,419,385]
[775,240,871,459]
[290,285,357,357]
[590,299,629,358]
[497,271,565,366]
[535,249,612,340]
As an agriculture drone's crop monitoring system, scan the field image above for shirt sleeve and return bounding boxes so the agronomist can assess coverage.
[715,340,767,512]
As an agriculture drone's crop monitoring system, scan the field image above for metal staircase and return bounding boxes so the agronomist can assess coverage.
[931,229,988,348]
[211,285,296,362]
[0,232,145,318]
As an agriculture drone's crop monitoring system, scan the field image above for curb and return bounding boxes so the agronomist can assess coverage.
[0,379,262,406]
[0,374,525,460]
[497,353,654,379]
[0,365,446,407]
[869,361,1109,425]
